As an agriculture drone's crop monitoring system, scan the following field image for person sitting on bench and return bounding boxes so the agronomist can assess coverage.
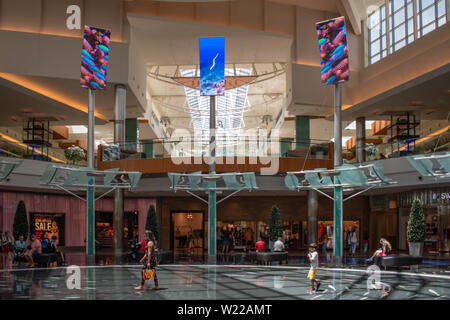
[367,238,391,262]
[255,238,265,252]
[273,237,285,252]
[48,236,66,266]
[24,234,41,268]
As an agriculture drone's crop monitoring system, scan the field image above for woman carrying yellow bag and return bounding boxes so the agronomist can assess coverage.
[135,230,160,290]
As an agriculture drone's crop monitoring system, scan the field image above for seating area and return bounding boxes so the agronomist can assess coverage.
[248,251,289,265]
[374,254,422,268]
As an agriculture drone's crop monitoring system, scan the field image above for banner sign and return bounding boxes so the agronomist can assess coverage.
[30,213,65,246]
[81,25,111,90]
[199,36,225,96]
[316,17,349,85]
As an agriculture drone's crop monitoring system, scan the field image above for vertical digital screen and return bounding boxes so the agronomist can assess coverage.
[81,25,111,90]
[199,36,225,96]
[316,17,349,85]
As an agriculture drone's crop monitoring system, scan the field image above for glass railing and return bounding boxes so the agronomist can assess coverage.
[344,131,450,163]
[100,138,333,162]
[0,140,86,165]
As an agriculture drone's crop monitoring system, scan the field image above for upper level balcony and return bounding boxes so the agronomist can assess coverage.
[97,138,334,174]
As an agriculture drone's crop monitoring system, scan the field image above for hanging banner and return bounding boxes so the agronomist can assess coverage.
[316,16,349,85]
[199,36,225,96]
[81,25,111,90]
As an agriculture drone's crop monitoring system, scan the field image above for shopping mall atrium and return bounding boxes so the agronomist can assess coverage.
[0,0,449,302]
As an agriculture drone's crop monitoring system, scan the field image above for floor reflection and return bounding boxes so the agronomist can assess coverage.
[0,264,449,300]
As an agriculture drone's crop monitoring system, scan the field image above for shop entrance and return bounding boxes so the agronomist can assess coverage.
[170,211,205,259]
[95,211,139,250]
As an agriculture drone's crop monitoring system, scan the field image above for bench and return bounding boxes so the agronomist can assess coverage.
[35,253,59,267]
[249,251,288,265]
[374,254,422,268]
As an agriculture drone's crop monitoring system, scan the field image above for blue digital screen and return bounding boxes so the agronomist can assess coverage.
[199,36,225,96]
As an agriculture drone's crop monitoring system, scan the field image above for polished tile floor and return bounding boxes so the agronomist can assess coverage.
[1,264,450,300]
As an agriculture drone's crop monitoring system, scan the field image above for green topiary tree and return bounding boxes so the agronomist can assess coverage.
[13,200,28,241]
[145,205,159,240]
[268,206,283,242]
[64,145,86,164]
[407,199,426,242]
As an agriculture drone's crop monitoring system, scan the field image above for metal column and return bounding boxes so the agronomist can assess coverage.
[333,83,343,262]
[208,95,217,265]
[86,89,95,263]
[356,117,366,163]
[113,84,126,260]
[307,190,318,245]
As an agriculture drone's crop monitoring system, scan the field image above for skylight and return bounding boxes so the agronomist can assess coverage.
[68,125,88,134]
[345,121,375,130]
[180,67,251,146]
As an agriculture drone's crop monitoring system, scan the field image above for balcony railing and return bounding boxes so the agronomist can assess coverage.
[98,138,333,162]
[343,131,450,163]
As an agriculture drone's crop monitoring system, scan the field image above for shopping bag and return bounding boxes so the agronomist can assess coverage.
[142,269,155,281]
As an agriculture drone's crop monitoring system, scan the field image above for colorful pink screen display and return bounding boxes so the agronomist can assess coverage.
[81,25,111,90]
[316,17,349,85]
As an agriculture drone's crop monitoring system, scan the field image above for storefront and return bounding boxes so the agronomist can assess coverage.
[170,211,205,256]
[398,187,450,253]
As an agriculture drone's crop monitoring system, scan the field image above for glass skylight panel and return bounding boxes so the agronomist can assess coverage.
[180,67,251,146]
[68,125,88,134]
[345,121,375,130]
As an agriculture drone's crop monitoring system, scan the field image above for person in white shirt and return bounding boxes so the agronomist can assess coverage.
[307,243,320,293]
[273,237,285,252]
[350,227,358,256]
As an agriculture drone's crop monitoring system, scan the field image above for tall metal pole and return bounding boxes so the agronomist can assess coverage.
[86,89,96,263]
[307,190,318,245]
[333,83,343,263]
[113,84,126,261]
[356,117,366,163]
[208,95,217,264]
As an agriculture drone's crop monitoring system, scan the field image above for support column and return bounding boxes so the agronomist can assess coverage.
[334,83,343,263]
[307,190,318,245]
[356,117,366,163]
[86,89,95,263]
[208,95,217,265]
[125,118,139,151]
[113,85,126,260]
[295,116,310,148]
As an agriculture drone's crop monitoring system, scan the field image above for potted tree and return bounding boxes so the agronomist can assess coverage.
[145,204,159,241]
[268,206,283,251]
[365,143,379,161]
[13,200,28,241]
[314,145,326,159]
[64,145,86,164]
[407,199,426,257]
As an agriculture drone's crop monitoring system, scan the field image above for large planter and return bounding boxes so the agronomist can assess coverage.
[409,242,424,257]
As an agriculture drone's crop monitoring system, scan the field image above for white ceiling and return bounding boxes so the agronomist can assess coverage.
[128,13,293,138]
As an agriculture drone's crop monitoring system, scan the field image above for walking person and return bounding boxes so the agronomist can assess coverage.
[362,232,369,255]
[135,230,160,291]
[350,227,358,256]
[2,231,14,270]
[222,227,230,254]
[307,243,321,294]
